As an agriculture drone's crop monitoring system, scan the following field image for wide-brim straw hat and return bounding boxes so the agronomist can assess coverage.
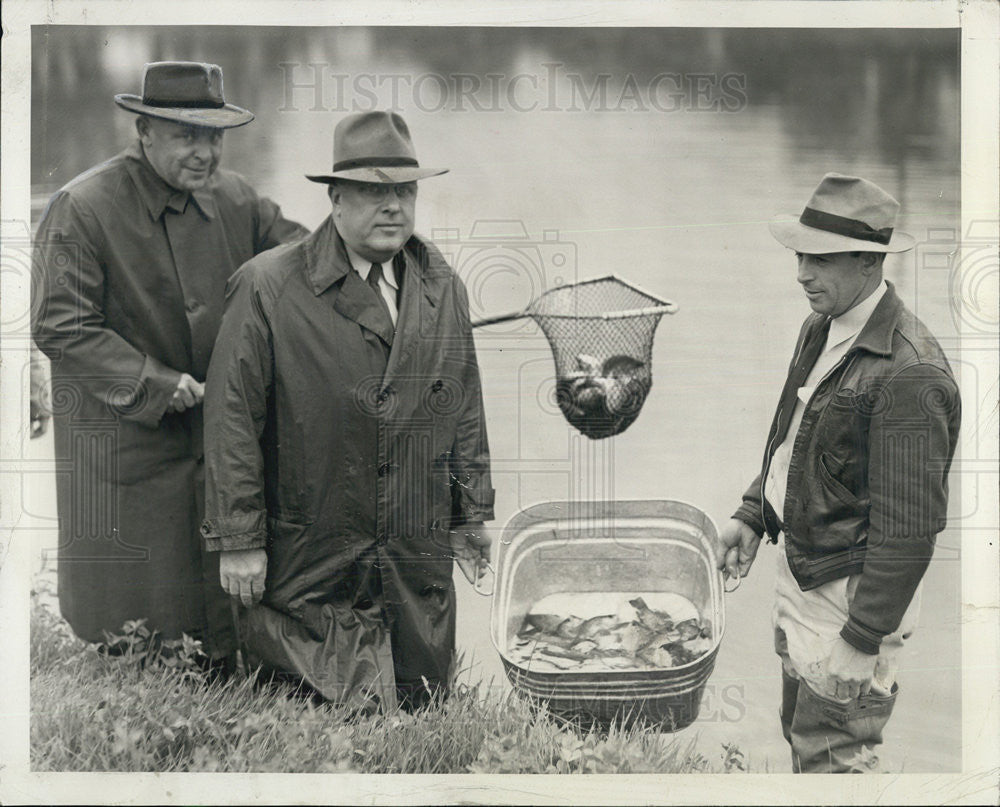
[306,111,447,184]
[769,173,915,254]
[114,61,254,129]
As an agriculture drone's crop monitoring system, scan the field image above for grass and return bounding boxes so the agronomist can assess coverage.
[30,591,746,774]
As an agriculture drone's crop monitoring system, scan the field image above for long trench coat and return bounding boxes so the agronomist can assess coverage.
[32,142,307,652]
[201,216,494,704]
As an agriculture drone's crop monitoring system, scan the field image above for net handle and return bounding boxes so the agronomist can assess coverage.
[471,310,528,328]
[472,301,678,328]
[544,302,678,321]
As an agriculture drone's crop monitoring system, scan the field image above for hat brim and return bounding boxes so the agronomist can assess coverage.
[114,94,254,129]
[769,216,915,254]
[306,166,448,184]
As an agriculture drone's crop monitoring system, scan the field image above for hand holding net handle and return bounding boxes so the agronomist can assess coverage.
[472,301,678,329]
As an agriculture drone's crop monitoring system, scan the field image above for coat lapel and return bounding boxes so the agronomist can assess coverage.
[333,271,395,348]
[383,239,446,384]
[306,217,395,347]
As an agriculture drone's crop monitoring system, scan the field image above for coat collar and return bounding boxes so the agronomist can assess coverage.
[847,279,903,358]
[123,141,217,221]
[303,216,450,356]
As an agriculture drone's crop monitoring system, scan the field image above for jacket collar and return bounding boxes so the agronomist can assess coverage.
[846,279,903,358]
[123,141,217,221]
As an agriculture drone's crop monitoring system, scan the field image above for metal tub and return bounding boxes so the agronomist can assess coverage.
[490,499,724,730]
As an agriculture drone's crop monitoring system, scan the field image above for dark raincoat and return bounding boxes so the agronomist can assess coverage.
[32,142,307,653]
[201,216,494,706]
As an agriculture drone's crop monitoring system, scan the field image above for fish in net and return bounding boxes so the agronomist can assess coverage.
[473,275,677,439]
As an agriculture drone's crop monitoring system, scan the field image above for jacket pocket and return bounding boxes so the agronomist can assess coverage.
[817,451,859,507]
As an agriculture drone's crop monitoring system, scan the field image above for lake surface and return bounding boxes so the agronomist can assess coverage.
[27,26,962,772]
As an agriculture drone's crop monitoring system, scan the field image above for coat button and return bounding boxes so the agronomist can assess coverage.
[378,462,391,477]
[431,379,443,392]
[186,300,202,313]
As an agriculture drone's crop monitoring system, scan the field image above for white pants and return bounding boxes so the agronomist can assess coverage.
[772,536,921,699]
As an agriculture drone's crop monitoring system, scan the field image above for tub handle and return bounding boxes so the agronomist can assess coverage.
[723,572,741,594]
[474,562,495,597]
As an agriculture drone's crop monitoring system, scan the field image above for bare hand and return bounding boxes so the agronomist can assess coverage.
[823,637,878,701]
[449,522,491,585]
[219,548,267,607]
[30,401,50,438]
[170,373,205,412]
[30,355,51,438]
[717,518,762,582]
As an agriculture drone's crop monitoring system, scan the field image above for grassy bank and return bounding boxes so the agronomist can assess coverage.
[30,592,745,774]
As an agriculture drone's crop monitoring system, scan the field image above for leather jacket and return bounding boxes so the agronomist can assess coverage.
[733,282,960,654]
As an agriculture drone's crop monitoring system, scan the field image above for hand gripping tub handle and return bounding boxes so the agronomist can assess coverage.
[474,562,496,597]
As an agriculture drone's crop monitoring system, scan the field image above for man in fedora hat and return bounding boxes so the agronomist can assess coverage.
[32,62,307,669]
[716,173,960,772]
[202,111,494,709]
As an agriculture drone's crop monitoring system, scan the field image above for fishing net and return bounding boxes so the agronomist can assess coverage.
[475,276,676,439]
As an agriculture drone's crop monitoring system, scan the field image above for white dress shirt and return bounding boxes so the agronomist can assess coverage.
[345,245,400,327]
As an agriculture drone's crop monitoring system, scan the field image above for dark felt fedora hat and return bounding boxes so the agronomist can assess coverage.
[769,173,915,254]
[114,61,254,129]
[306,111,447,184]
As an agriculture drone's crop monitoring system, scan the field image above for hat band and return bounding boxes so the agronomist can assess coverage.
[333,156,419,172]
[142,97,226,110]
[799,206,893,245]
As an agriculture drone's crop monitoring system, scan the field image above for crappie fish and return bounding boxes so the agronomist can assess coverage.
[519,613,567,636]
[629,597,674,633]
[512,593,714,673]
[577,614,621,639]
[638,645,675,668]
[556,616,585,639]
[674,619,703,642]
[555,354,652,440]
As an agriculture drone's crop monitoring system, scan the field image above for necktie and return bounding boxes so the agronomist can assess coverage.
[771,316,832,448]
[367,262,393,325]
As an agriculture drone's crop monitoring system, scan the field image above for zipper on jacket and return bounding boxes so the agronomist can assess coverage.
[759,404,783,541]
[779,349,861,547]
[760,341,858,541]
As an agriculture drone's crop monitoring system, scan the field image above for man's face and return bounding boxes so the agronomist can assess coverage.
[330,181,417,263]
[795,251,874,318]
[138,117,223,191]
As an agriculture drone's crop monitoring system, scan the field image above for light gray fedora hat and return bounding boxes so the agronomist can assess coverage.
[114,61,254,129]
[769,173,915,254]
[306,111,447,184]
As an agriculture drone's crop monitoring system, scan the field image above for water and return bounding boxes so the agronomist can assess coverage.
[27,27,961,772]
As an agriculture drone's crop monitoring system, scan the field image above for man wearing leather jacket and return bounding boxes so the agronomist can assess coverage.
[717,174,960,773]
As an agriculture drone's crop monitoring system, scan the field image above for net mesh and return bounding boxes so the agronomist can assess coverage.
[527,277,670,440]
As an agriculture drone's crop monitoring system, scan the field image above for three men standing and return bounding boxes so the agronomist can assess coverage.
[32,62,307,662]
[201,111,494,708]
[718,174,960,772]
[34,59,958,762]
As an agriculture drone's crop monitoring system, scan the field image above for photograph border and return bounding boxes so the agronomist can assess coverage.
[2,1,997,804]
